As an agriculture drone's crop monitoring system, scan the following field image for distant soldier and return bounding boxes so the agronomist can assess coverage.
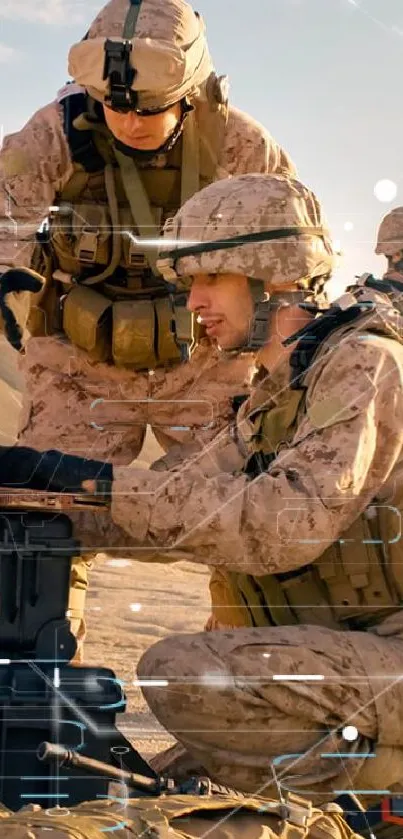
[375,206,403,280]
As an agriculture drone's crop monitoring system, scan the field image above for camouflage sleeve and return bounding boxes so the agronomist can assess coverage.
[150,427,244,475]
[0,101,74,271]
[110,334,403,575]
[221,106,297,178]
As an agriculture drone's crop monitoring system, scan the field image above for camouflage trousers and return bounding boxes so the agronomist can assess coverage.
[138,622,403,804]
[17,335,251,662]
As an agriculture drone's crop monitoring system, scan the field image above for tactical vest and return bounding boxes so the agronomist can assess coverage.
[29,94,227,370]
[211,296,403,632]
[0,792,362,839]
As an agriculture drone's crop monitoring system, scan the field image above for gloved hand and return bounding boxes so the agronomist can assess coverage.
[0,446,113,492]
[0,268,45,351]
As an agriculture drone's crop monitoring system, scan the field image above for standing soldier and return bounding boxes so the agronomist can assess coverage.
[0,0,296,659]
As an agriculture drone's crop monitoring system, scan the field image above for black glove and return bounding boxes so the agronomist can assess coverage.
[0,446,113,492]
[0,268,45,351]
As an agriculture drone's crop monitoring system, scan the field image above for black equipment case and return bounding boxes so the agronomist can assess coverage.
[0,507,154,810]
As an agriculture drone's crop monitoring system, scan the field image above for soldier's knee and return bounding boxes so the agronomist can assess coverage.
[137,635,179,681]
[138,633,199,682]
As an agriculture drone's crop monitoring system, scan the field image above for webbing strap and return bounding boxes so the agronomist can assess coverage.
[123,0,143,38]
[114,148,160,276]
[61,95,105,173]
[80,164,122,285]
[180,109,200,204]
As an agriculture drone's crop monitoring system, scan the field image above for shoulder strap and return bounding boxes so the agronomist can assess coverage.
[80,164,123,286]
[181,109,200,203]
[114,109,201,274]
[60,91,105,173]
[289,303,373,388]
[196,100,229,183]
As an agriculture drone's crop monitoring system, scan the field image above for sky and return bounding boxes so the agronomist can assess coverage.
[0,0,402,288]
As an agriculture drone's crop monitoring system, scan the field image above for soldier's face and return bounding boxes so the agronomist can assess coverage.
[103,102,182,151]
[187,273,254,350]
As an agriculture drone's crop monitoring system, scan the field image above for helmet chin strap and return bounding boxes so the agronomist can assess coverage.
[232,279,306,353]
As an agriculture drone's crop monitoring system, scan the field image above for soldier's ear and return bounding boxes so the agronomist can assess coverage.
[390,250,403,264]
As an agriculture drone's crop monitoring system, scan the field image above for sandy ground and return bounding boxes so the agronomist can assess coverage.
[84,556,211,760]
[0,336,211,762]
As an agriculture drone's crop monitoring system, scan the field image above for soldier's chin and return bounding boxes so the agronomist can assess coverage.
[217,333,245,352]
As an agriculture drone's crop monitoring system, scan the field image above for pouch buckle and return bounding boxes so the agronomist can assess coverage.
[78,230,98,263]
[128,240,148,270]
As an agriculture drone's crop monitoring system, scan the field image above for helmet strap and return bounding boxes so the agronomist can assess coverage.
[123,0,143,38]
[244,279,306,352]
[246,278,271,350]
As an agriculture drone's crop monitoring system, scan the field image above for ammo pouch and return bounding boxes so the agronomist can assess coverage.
[49,202,162,277]
[50,203,111,274]
[62,285,112,362]
[211,469,403,633]
[62,285,193,369]
[220,502,403,631]
[45,151,198,366]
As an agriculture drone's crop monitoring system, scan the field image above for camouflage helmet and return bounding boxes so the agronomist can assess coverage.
[375,207,403,257]
[158,173,335,292]
[68,0,220,112]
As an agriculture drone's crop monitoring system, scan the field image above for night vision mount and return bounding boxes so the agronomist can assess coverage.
[103,39,138,111]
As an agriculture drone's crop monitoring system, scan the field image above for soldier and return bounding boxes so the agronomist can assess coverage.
[4,172,403,801]
[375,206,403,280]
[0,0,296,658]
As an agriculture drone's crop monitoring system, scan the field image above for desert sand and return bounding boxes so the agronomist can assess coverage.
[84,554,211,761]
[0,336,211,762]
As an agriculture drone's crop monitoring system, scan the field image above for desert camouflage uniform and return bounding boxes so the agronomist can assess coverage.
[64,294,403,800]
[106,302,403,802]
[70,174,403,801]
[0,0,296,655]
[0,100,290,459]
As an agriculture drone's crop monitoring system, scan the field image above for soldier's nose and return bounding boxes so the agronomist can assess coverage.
[122,111,143,131]
[188,284,209,313]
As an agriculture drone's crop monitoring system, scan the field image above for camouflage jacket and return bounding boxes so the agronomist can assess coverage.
[0,98,296,273]
[107,292,403,581]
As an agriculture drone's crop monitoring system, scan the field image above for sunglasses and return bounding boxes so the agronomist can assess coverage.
[105,101,174,116]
